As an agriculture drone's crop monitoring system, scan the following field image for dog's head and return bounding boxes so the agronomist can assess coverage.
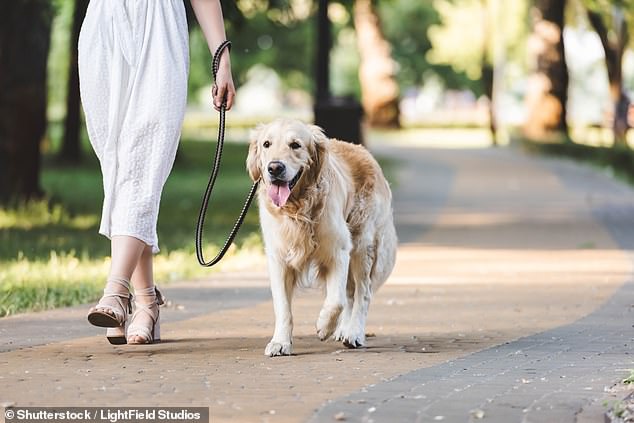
[246,118,327,208]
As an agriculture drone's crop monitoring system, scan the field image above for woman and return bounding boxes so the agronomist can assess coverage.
[79,0,235,344]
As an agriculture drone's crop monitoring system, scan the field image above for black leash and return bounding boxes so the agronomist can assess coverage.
[195,40,259,267]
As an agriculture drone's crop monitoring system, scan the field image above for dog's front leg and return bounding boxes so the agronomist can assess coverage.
[316,251,349,341]
[265,258,295,357]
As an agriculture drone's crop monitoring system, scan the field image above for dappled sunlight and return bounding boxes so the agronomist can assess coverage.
[0,200,98,230]
[569,125,634,149]
[390,244,631,286]
[367,127,496,149]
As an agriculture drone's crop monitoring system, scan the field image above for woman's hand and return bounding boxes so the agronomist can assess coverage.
[189,0,236,111]
[213,56,235,111]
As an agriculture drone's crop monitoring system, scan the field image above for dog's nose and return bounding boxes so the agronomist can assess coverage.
[267,161,286,178]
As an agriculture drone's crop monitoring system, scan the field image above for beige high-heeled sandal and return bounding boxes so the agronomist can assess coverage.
[127,286,165,344]
[87,277,133,345]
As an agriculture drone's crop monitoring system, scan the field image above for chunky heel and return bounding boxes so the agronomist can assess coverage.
[106,326,126,345]
[153,320,161,343]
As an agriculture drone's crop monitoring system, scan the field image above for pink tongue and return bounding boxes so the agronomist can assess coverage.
[268,183,291,207]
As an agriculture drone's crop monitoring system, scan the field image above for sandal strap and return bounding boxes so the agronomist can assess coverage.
[96,277,133,317]
[133,286,165,306]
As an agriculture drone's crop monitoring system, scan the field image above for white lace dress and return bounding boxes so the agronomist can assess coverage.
[78,0,189,253]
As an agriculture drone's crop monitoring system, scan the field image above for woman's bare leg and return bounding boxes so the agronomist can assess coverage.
[110,236,146,279]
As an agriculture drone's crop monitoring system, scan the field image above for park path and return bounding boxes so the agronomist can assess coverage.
[1,141,633,423]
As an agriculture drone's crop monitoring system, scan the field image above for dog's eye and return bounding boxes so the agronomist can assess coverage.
[289,141,301,150]
[263,140,271,148]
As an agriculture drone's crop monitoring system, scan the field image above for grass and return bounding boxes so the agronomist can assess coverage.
[517,136,634,187]
[0,139,263,317]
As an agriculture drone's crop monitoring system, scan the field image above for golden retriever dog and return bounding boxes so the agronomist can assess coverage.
[246,118,397,356]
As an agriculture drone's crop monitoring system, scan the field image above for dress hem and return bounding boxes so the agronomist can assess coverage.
[98,229,160,254]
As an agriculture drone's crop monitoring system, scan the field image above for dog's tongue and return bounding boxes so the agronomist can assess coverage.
[268,183,291,207]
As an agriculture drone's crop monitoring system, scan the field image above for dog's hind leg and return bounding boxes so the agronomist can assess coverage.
[333,272,355,342]
[339,223,396,348]
[316,253,349,341]
[265,259,296,357]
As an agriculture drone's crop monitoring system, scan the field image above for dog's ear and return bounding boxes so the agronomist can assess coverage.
[308,124,328,146]
[306,124,328,176]
[246,124,264,181]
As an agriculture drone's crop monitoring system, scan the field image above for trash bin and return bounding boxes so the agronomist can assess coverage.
[314,96,364,145]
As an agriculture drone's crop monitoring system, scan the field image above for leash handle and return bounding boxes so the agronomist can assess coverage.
[211,40,231,107]
[195,41,260,267]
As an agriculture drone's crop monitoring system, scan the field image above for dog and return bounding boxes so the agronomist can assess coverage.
[246,118,397,356]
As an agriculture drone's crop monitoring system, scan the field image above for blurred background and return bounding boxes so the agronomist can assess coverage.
[0,0,633,316]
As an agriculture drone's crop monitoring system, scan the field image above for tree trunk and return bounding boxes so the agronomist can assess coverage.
[0,0,52,202]
[524,0,569,140]
[587,10,630,149]
[354,0,400,128]
[60,0,89,163]
[481,0,497,145]
[482,62,497,145]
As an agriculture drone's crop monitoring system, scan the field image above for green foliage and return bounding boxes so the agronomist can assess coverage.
[47,0,73,116]
[426,0,529,92]
[189,6,315,100]
[331,27,361,98]
[0,140,263,317]
[582,0,634,33]
[378,0,480,93]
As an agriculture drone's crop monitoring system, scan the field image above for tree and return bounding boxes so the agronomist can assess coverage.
[584,0,633,148]
[59,0,89,163]
[427,0,528,142]
[428,0,497,140]
[0,0,53,202]
[353,0,400,127]
[524,0,569,140]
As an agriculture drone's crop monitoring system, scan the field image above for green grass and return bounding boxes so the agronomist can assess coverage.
[518,137,634,187]
[0,139,263,317]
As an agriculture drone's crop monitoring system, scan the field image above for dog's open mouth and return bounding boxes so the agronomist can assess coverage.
[268,169,303,208]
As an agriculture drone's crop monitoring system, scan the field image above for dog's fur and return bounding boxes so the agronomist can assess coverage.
[246,118,397,356]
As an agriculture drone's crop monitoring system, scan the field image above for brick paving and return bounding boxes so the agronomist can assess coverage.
[310,147,634,423]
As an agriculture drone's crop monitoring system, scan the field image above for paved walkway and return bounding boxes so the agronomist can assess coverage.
[1,144,633,422]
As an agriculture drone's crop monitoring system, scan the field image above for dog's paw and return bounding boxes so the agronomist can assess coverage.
[340,323,366,349]
[333,313,351,341]
[316,304,343,341]
[264,341,293,357]
[342,336,365,349]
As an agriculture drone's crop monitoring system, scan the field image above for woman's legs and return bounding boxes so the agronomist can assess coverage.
[93,235,159,344]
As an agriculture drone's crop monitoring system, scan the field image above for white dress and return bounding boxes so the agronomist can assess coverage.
[78,0,189,253]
